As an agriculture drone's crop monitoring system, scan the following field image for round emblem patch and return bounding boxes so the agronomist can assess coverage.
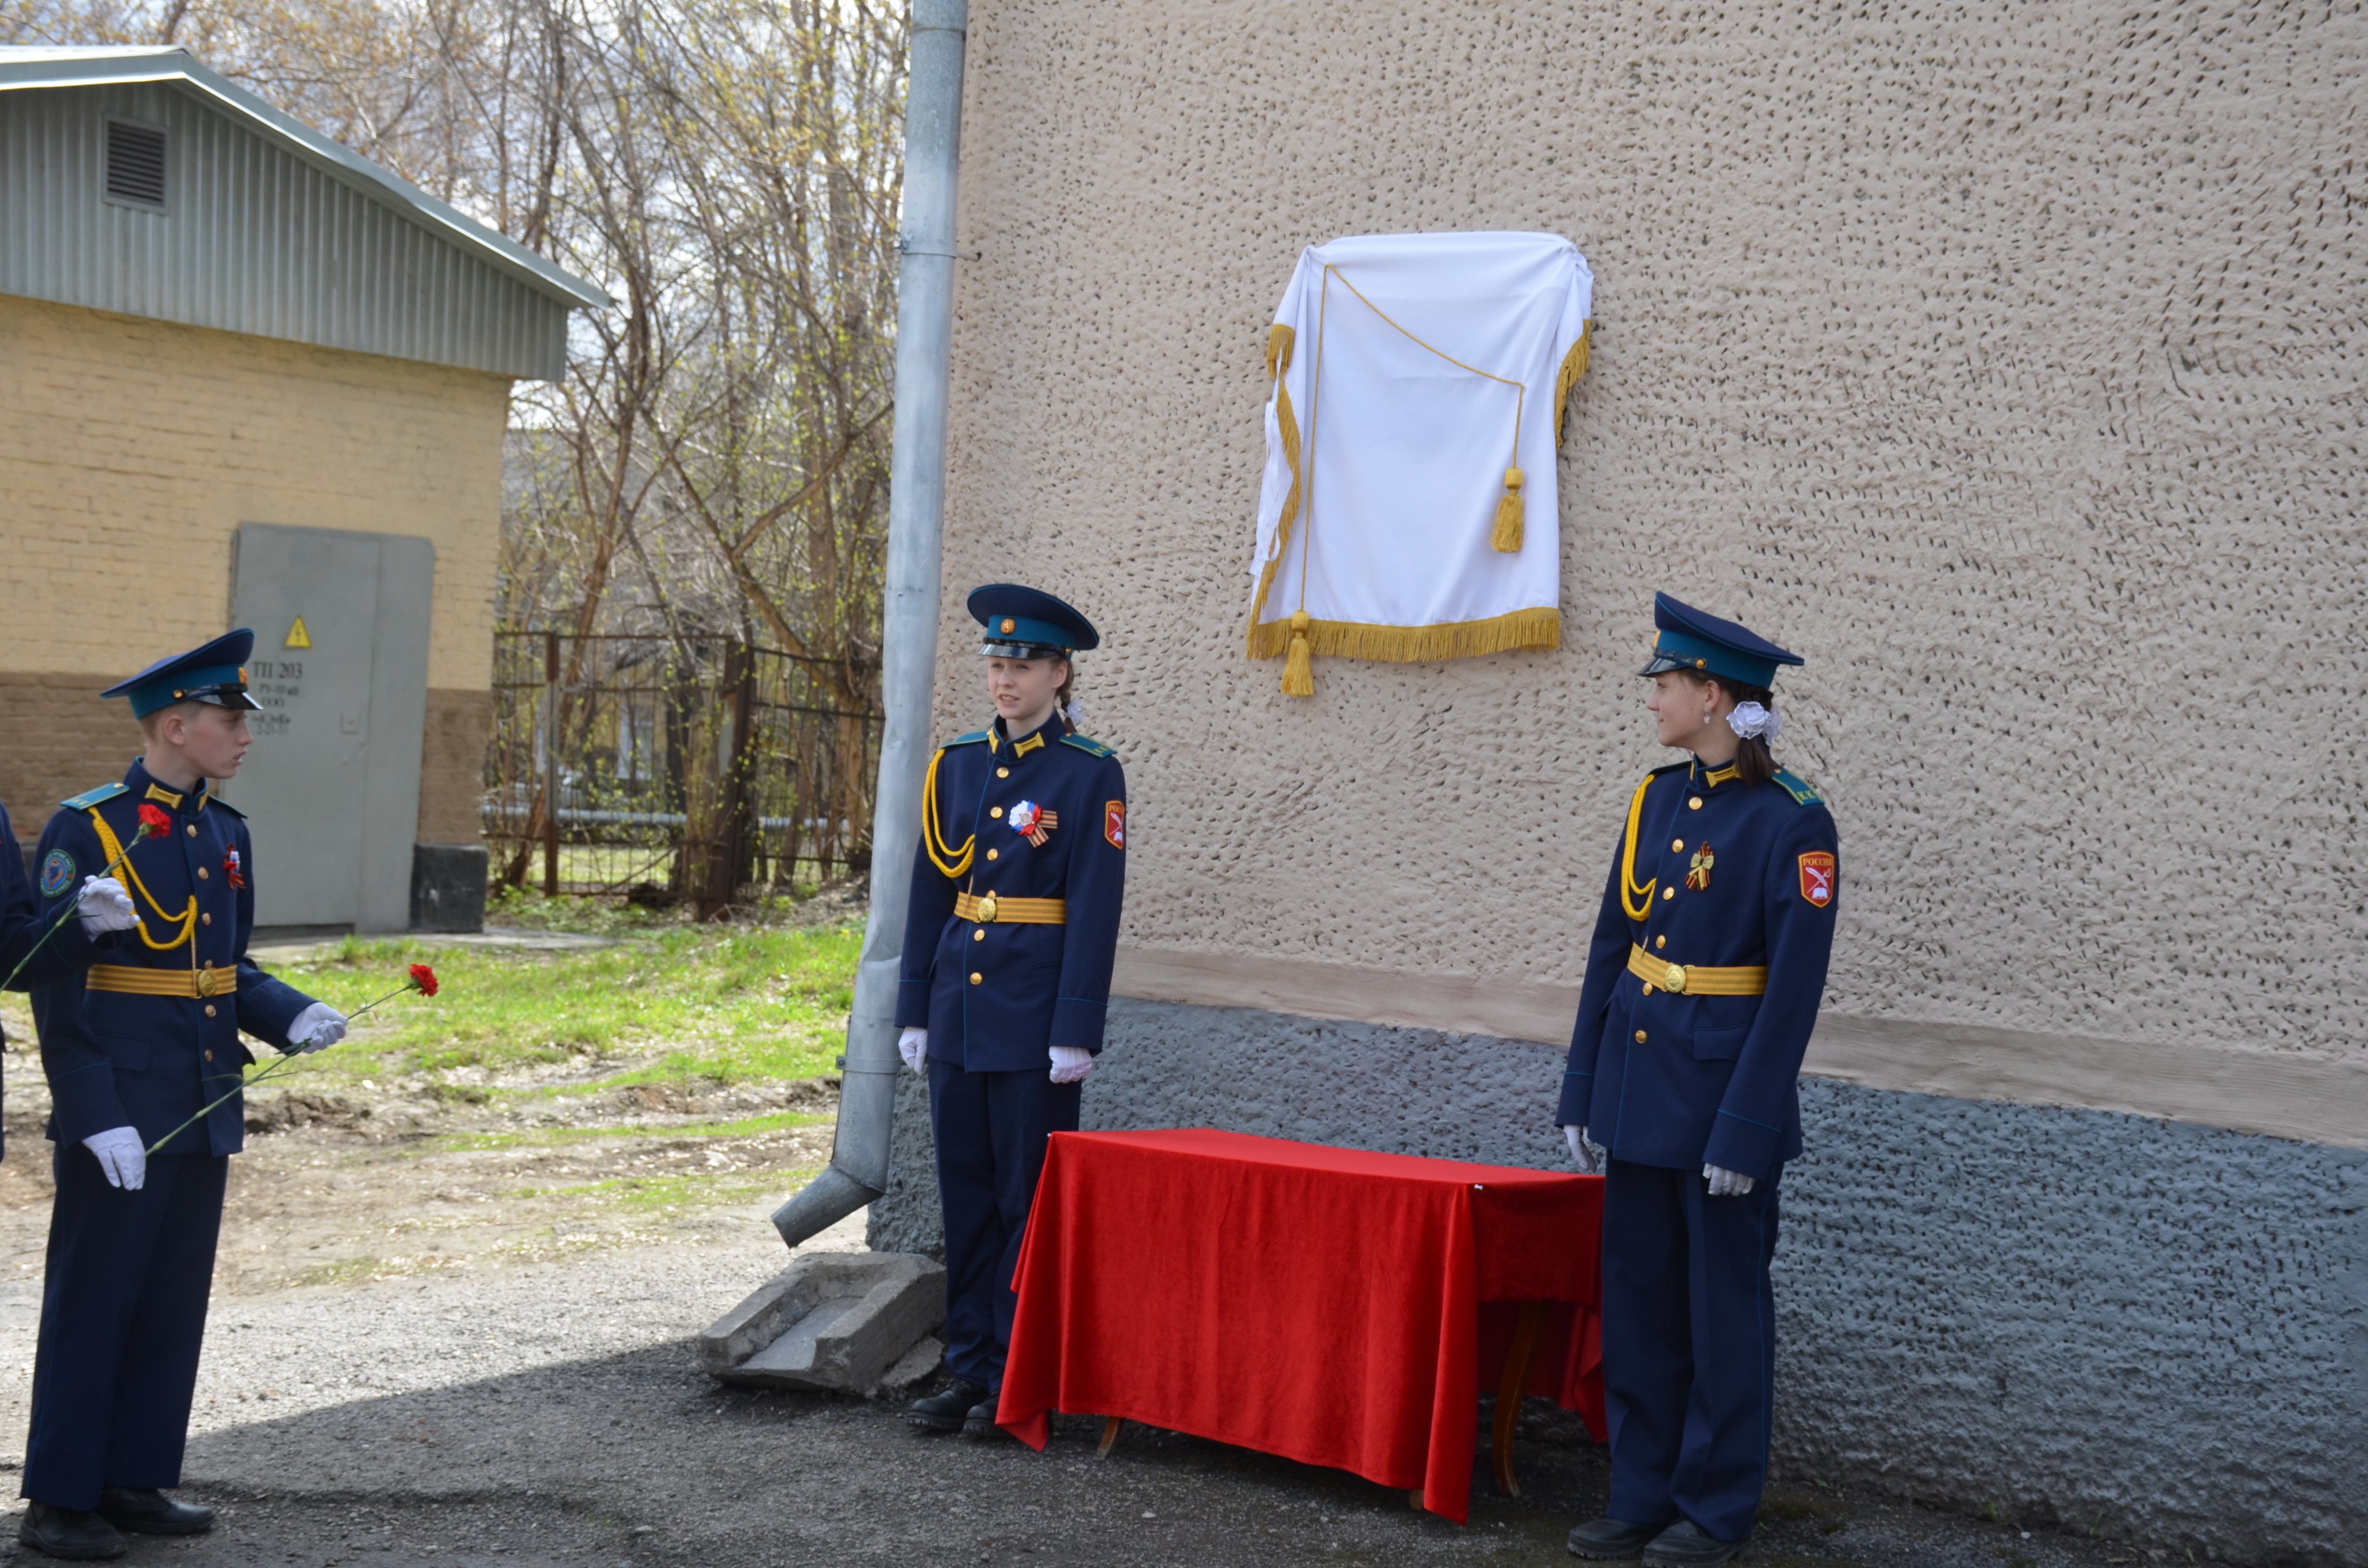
[37,848,75,898]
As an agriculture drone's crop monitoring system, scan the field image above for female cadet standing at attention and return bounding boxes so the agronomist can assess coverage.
[897,585,1126,1441]
[1558,594,1840,1568]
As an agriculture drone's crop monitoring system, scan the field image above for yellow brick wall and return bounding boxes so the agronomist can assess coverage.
[0,292,509,841]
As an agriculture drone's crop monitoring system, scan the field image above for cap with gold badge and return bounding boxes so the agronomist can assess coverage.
[99,629,264,718]
[968,584,1100,660]
[1636,593,1803,689]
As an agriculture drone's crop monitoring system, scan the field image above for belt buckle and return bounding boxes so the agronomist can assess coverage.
[196,966,219,998]
[978,894,999,923]
[1662,962,1688,995]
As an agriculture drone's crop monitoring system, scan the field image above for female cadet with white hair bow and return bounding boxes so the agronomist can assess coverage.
[1557,593,1840,1568]
[895,585,1127,1441]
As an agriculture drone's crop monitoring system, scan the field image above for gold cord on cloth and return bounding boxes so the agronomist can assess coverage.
[1618,772,1659,923]
[86,807,196,953]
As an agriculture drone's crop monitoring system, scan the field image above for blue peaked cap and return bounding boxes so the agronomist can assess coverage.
[101,628,263,718]
[968,584,1099,657]
[1637,593,1803,690]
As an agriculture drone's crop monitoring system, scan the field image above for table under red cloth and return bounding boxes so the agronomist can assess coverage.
[995,1128,1605,1523]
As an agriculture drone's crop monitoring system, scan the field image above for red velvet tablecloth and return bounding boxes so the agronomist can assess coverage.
[995,1128,1605,1523]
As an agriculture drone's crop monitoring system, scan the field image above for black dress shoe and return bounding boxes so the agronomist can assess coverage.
[98,1487,215,1536]
[960,1390,1007,1439]
[906,1377,989,1433]
[1566,1516,1665,1559]
[18,1503,127,1560]
[1642,1519,1747,1566]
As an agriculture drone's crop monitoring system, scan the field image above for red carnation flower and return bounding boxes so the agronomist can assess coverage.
[408,963,440,997]
[136,803,172,835]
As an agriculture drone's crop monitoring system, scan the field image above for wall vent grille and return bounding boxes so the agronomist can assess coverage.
[105,121,166,208]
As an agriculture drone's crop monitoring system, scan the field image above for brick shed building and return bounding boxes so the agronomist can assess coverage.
[863,3,2368,1561]
[0,46,603,931]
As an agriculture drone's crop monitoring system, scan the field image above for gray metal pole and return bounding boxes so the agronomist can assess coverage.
[773,0,968,1249]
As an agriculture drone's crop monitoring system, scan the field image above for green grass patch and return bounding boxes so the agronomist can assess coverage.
[257,922,861,1088]
[509,1169,808,1212]
[416,1109,827,1154]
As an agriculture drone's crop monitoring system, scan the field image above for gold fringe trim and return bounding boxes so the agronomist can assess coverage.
[1248,605,1561,664]
[1553,321,1591,449]
[1246,323,1303,654]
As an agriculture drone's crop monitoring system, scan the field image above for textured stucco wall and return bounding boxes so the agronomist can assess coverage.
[0,293,510,841]
[871,1000,2368,1563]
[928,0,2368,1118]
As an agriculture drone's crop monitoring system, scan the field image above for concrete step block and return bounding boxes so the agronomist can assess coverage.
[698,1251,944,1396]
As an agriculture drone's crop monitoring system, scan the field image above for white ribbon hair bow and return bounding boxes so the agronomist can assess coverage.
[1727,701,1782,743]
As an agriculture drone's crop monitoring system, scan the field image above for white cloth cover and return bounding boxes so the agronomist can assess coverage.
[1248,232,1594,684]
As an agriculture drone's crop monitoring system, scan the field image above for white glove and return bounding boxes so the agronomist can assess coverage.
[83,1127,146,1190]
[1564,1125,1605,1175]
[1048,1046,1095,1085]
[898,1028,928,1075]
[75,876,138,937]
[286,1001,346,1054]
[1704,1163,1756,1197]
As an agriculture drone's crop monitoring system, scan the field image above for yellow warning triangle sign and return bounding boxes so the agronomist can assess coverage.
[284,616,312,650]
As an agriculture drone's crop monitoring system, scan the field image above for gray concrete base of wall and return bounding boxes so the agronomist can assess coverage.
[868,997,2368,1566]
[408,842,486,932]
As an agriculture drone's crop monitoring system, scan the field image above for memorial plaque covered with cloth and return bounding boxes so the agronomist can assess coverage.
[994,1129,1606,1523]
[1247,231,1595,695]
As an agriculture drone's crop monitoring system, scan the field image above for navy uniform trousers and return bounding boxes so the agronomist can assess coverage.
[1601,1158,1783,1543]
[24,1148,226,1511]
[927,1060,1080,1389]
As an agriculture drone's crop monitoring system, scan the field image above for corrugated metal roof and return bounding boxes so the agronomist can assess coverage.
[0,47,607,380]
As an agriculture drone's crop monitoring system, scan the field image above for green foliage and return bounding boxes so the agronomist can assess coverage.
[260,923,862,1090]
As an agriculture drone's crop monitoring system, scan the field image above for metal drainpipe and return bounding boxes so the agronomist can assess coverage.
[772,0,970,1249]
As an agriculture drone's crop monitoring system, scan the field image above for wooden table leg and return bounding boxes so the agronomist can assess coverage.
[1492,1300,1548,1498]
[1098,1415,1124,1457]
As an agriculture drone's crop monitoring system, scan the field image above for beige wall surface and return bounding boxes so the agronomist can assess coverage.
[931,0,2367,1128]
[0,293,509,840]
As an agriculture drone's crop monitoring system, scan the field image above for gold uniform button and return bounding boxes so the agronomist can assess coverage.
[185,824,198,837]
[997,767,1010,778]
[1662,886,1676,901]
[1688,797,1703,810]
[969,971,983,985]
[1634,1030,1648,1044]
[197,866,210,880]
[1642,984,1655,995]
[1656,935,1668,949]
[973,929,986,942]
[987,848,999,861]
[990,807,1004,819]
[1671,839,1684,852]
[201,912,213,925]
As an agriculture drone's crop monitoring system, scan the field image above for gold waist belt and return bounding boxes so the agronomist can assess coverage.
[87,964,237,999]
[1628,944,1767,997]
[954,892,1066,926]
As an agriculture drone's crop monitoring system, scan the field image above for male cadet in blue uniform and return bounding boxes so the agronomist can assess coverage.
[896,586,1127,1440]
[1559,596,1840,1568]
[19,631,347,1561]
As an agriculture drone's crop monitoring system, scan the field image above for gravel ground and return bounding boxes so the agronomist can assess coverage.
[0,1192,2180,1568]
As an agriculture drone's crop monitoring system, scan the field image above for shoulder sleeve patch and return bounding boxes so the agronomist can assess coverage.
[37,848,76,897]
[62,783,129,811]
[1061,733,1117,759]
[1771,769,1822,806]
[945,730,992,748]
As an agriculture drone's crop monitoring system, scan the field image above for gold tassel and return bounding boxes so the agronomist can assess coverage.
[1281,609,1315,696]
[1490,467,1525,553]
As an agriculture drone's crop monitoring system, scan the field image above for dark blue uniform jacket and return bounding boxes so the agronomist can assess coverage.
[30,762,315,1157]
[1558,759,1839,1179]
[897,715,1127,1071]
[1,799,121,1156]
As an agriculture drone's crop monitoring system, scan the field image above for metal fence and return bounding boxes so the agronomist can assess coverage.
[485,631,882,916]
